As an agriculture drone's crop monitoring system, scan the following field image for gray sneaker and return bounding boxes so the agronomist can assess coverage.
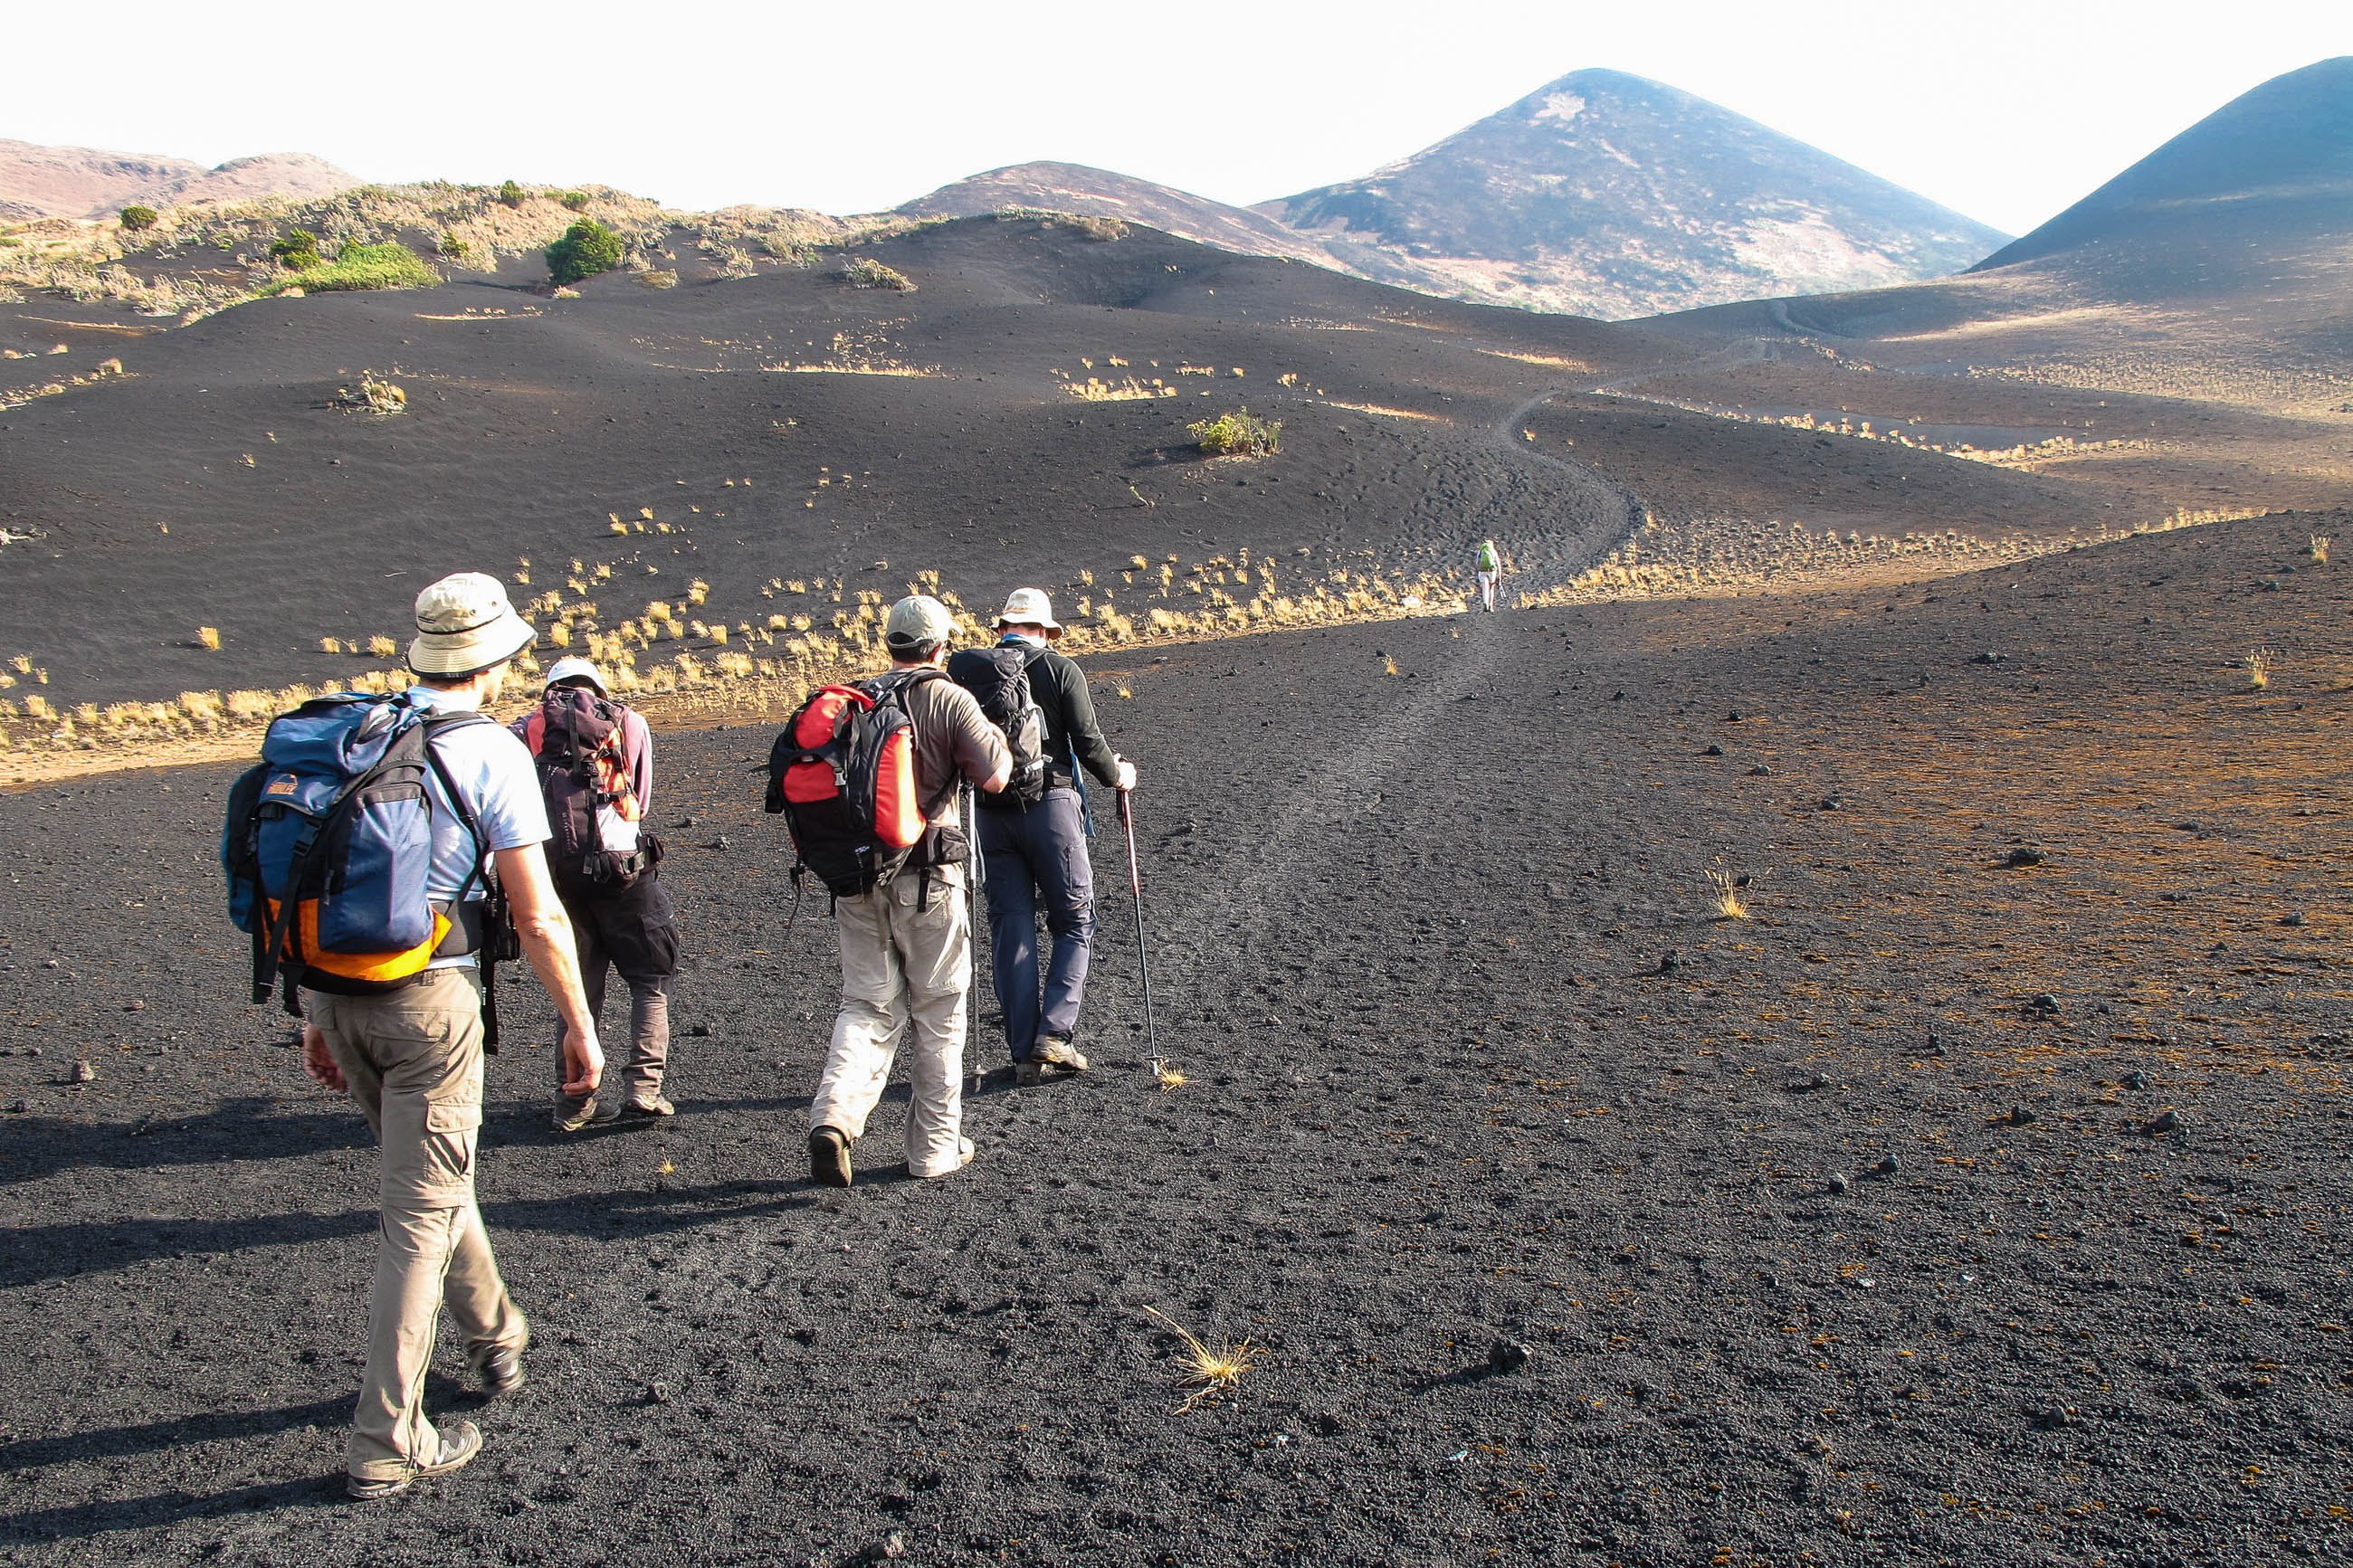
[469,1340,526,1399]
[618,1095,675,1120]
[553,1098,598,1134]
[345,1420,482,1500]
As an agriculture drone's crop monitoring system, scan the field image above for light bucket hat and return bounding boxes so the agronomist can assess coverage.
[884,594,957,655]
[992,586,1062,637]
[542,655,609,696]
[407,572,536,679]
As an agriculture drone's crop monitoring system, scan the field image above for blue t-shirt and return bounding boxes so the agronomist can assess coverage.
[409,688,550,966]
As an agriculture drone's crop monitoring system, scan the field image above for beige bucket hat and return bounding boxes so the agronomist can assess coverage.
[407,572,536,678]
[541,655,609,695]
[884,594,957,655]
[992,586,1062,637]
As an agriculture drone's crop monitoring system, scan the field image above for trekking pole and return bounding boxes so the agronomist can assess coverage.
[965,784,984,1100]
[1117,788,1162,1079]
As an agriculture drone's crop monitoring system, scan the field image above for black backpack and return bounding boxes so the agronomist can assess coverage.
[947,643,1049,808]
[522,687,655,895]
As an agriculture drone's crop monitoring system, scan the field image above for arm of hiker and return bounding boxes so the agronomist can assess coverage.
[300,1024,347,1093]
[625,708,653,811]
[948,684,1013,794]
[1056,660,1124,787]
[498,844,604,1095]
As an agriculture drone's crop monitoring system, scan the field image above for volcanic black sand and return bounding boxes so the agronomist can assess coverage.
[5,507,2349,1565]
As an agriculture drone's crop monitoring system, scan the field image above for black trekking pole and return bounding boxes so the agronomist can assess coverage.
[1117,788,1163,1080]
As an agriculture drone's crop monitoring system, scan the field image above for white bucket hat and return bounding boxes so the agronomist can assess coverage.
[542,655,609,696]
[407,572,536,679]
[992,586,1062,638]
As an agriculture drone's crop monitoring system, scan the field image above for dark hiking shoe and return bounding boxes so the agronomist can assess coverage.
[470,1342,526,1399]
[345,1421,482,1500]
[1015,1060,1043,1088]
[1034,1036,1090,1073]
[553,1098,599,1134]
[618,1095,675,1120]
[809,1125,853,1188]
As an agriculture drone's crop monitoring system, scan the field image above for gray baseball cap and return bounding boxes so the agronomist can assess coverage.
[884,594,955,653]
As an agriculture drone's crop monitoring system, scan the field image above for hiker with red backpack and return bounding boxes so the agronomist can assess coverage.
[767,594,1010,1187]
[223,573,602,1499]
[515,657,681,1132]
[949,588,1137,1087]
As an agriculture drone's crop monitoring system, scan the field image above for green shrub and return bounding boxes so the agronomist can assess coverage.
[1060,213,1127,242]
[639,268,679,290]
[498,179,526,208]
[119,205,159,233]
[559,190,589,212]
[269,228,321,271]
[437,231,469,259]
[1190,407,1281,458]
[838,255,915,291]
[266,242,438,294]
[546,220,623,285]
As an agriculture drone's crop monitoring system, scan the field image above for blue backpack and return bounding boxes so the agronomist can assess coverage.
[222,691,496,1018]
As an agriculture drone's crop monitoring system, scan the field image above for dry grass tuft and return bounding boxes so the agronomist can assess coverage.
[1152,1060,1185,1089]
[2311,535,2331,565]
[1141,1306,1258,1410]
[2243,647,2280,690]
[1706,860,1758,920]
[195,627,221,651]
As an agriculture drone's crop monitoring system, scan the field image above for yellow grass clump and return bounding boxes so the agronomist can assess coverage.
[1141,1306,1258,1411]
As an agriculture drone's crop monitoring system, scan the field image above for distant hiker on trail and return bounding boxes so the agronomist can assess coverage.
[948,588,1136,1088]
[514,656,681,1132]
[773,594,1010,1188]
[1474,538,1502,613]
[227,572,602,1499]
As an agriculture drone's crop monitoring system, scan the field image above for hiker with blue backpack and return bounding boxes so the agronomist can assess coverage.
[768,594,1010,1187]
[224,572,602,1500]
[948,588,1137,1087]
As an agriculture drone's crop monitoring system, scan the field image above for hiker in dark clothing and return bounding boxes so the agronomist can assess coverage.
[962,588,1136,1087]
[514,657,681,1131]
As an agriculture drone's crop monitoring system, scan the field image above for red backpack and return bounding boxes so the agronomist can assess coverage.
[764,670,948,898]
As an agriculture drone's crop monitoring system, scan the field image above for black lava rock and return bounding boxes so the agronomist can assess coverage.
[2029,993,2061,1018]
[2123,1070,2148,1090]
[2148,1108,2181,1136]
[1488,1339,1533,1374]
[1869,1155,1900,1177]
[1702,743,1725,756]
[2005,846,2047,868]
[1826,1174,1851,1195]
[2009,1106,2038,1126]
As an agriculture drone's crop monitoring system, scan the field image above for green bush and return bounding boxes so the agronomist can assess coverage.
[266,242,438,294]
[546,220,623,285]
[269,228,321,271]
[1189,408,1282,458]
[838,255,915,291]
[638,268,679,290]
[497,179,526,208]
[437,231,469,259]
[559,190,590,212]
[119,205,159,233]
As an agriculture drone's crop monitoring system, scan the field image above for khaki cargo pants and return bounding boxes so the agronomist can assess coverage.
[809,870,972,1178]
[306,967,527,1482]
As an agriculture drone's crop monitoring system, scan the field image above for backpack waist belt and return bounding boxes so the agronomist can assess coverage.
[295,898,485,996]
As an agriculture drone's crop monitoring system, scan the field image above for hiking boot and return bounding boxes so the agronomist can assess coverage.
[345,1421,482,1500]
[469,1339,526,1399]
[1015,1060,1043,1088]
[553,1098,599,1134]
[1034,1036,1090,1073]
[617,1095,674,1120]
[809,1125,853,1188]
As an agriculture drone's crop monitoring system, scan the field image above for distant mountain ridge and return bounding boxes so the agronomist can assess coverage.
[897,161,1342,271]
[1257,69,2009,318]
[1974,55,2353,273]
[0,139,357,222]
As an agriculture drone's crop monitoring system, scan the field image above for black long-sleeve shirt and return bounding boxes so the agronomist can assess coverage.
[1010,639,1119,789]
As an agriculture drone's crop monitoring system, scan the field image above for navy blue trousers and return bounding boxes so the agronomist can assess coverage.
[976,788,1094,1060]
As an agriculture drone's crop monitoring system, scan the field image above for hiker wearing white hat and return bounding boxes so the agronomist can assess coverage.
[295,570,604,1498]
[514,658,681,1132]
[951,587,1137,1087]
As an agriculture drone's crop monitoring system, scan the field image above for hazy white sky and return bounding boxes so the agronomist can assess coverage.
[11,1,2348,235]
